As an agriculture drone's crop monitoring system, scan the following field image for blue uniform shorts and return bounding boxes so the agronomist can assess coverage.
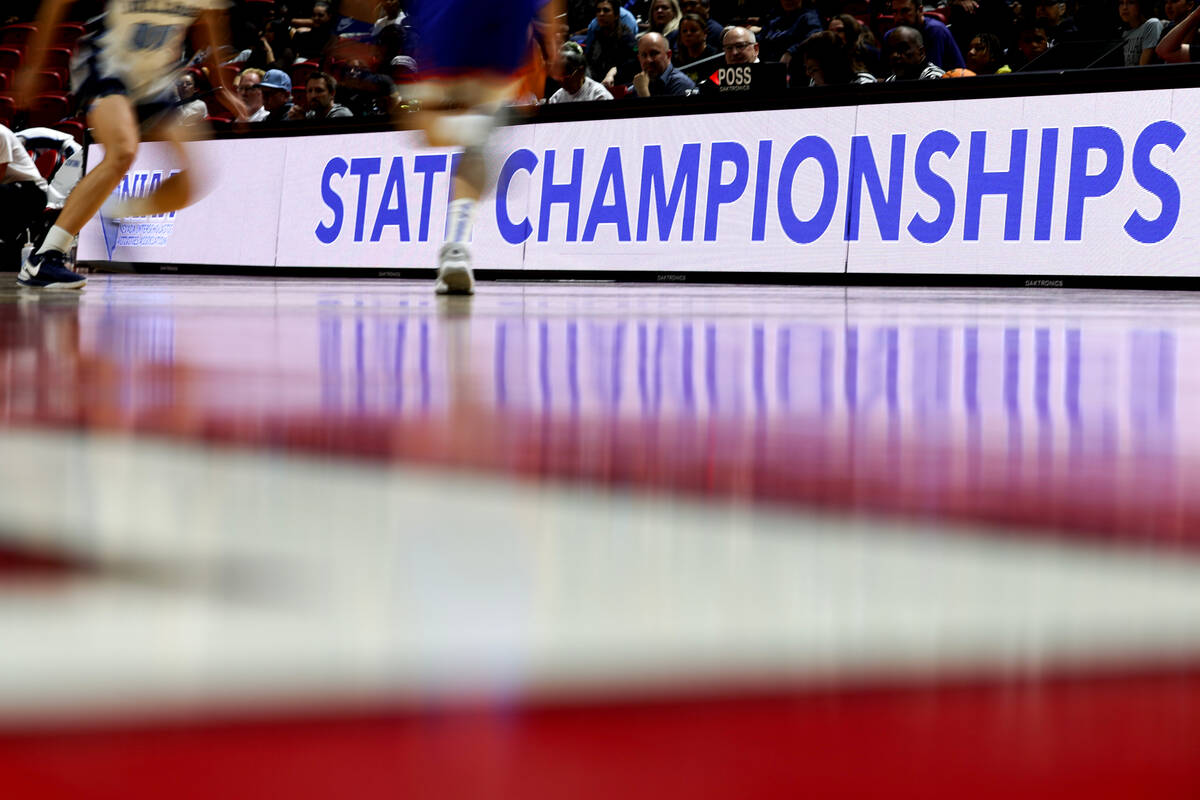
[410,0,543,77]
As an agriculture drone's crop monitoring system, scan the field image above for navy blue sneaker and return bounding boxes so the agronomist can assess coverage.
[18,249,87,290]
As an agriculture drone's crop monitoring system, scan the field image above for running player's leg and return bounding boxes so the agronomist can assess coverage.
[18,95,139,289]
[109,118,199,219]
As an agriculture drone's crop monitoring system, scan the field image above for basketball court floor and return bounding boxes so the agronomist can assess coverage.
[2,275,1199,797]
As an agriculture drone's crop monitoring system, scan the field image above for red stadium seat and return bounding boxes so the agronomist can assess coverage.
[41,47,74,80]
[219,63,241,86]
[50,118,85,143]
[0,47,22,72]
[52,23,86,48]
[924,10,946,23]
[0,71,9,90]
[873,14,895,42]
[0,94,14,126]
[29,93,70,127]
[0,24,37,48]
[29,71,65,93]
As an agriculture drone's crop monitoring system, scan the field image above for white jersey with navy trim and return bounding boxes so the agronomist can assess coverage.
[15,127,83,208]
[79,0,228,103]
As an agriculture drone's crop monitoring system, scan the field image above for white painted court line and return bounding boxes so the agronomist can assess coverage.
[0,427,1199,724]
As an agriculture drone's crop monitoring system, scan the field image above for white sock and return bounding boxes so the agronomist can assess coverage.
[37,225,74,256]
[445,198,475,245]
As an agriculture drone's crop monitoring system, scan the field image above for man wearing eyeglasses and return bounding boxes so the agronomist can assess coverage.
[236,68,269,122]
[722,26,760,64]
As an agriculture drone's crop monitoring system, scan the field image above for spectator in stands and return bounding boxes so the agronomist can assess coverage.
[259,69,295,123]
[722,25,761,64]
[760,0,821,64]
[175,71,210,126]
[549,44,614,101]
[1035,0,1081,45]
[884,26,947,80]
[710,0,769,27]
[373,0,409,39]
[294,0,338,62]
[0,124,48,271]
[1007,20,1050,70]
[587,0,640,88]
[674,13,721,75]
[236,68,269,122]
[799,30,877,85]
[632,31,697,95]
[965,32,1011,73]
[943,0,1019,60]
[1156,1,1200,60]
[304,72,353,119]
[647,0,683,37]
[1118,0,1163,65]
[676,0,726,48]
[828,14,882,78]
[584,1,639,51]
[338,60,396,117]
[1165,0,1199,34]
[889,0,965,69]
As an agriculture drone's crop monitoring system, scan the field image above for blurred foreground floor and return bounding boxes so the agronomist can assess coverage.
[1,277,1199,798]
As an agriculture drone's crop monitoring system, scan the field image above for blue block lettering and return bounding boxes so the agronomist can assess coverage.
[538,149,585,242]
[776,136,838,245]
[704,141,749,241]
[1066,126,1123,241]
[349,157,382,242]
[964,130,1027,241]
[370,156,409,242]
[583,147,632,241]
[1034,128,1059,241]
[316,157,348,244]
[752,140,773,241]
[636,143,700,241]
[1125,120,1185,244]
[412,154,447,242]
[846,134,905,241]
[497,149,537,245]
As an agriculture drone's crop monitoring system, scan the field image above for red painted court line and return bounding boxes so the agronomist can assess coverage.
[4,667,1200,799]
[0,545,85,579]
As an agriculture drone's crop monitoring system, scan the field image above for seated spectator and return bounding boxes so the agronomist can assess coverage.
[647,0,683,36]
[1157,2,1200,60]
[676,0,726,49]
[710,0,770,28]
[1164,0,1199,34]
[759,0,821,64]
[721,25,761,64]
[1035,0,1081,46]
[674,13,720,73]
[14,127,83,211]
[304,72,354,120]
[235,68,269,121]
[373,0,409,39]
[1007,21,1050,70]
[0,124,50,271]
[549,44,615,101]
[889,0,965,69]
[1119,0,1163,65]
[259,69,296,123]
[584,1,639,50]
[943,0,1019,59]
[884,26,947,80]
[965,32,1011,74]
[587,0,640,88]
[293,1,338,61]
[175,70,209,126]
[339,60,396,117]
[828,13,883,77]
[799,30,877,85]
[632,31,697,95]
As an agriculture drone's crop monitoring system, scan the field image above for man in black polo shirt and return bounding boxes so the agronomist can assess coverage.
[632,33,696,97]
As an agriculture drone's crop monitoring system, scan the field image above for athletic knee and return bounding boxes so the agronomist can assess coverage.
[103,142,138,174]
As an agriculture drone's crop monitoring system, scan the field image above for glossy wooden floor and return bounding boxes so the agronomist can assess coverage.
[2,276,1200,798]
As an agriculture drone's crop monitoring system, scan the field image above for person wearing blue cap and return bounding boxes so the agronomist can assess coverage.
[259,69,296,123]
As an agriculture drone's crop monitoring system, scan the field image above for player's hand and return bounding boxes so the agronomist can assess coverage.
[218,87,248,120]
[632,71,650,97]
